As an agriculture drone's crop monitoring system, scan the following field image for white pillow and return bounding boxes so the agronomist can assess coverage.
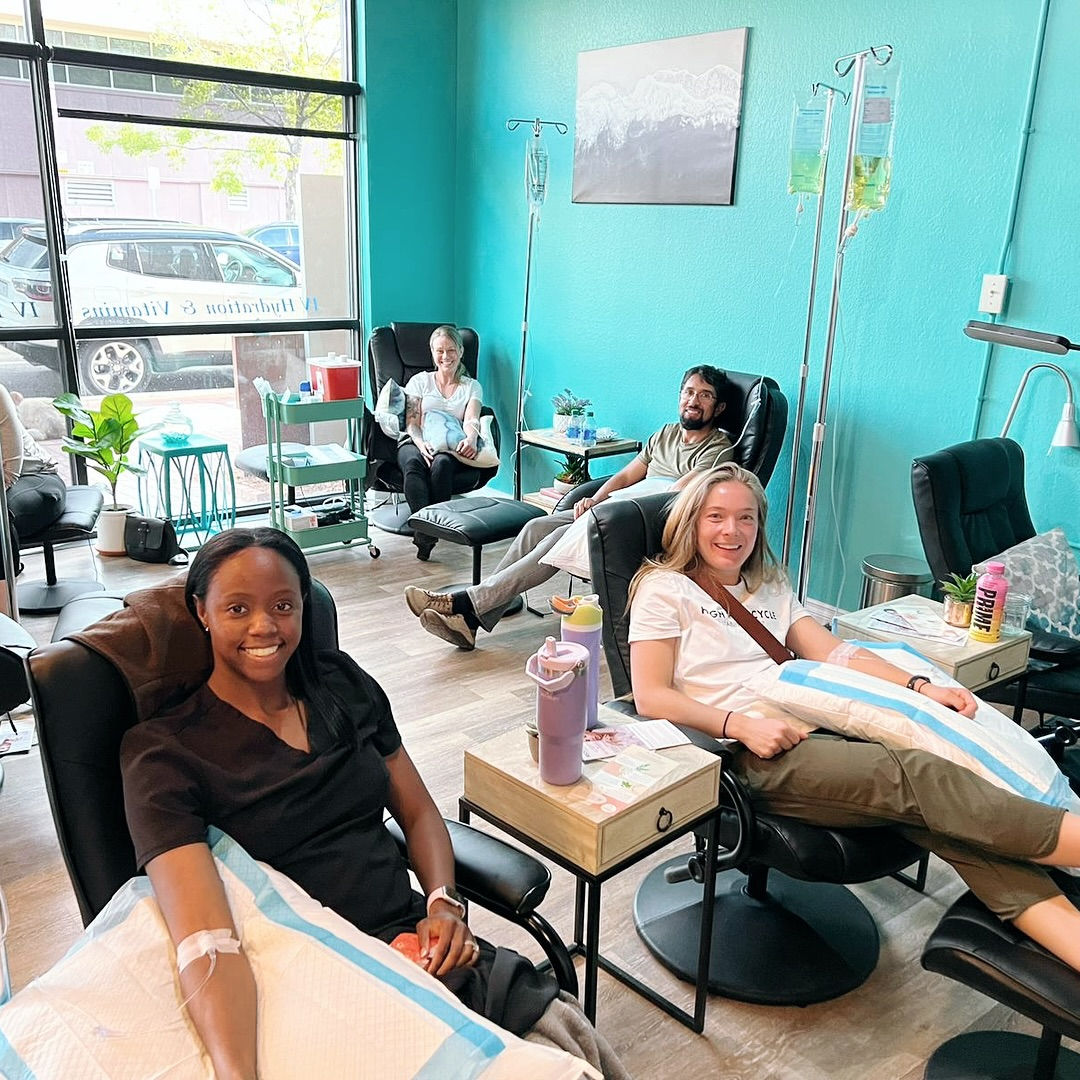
[539,478,677,580]
[981,528,1080,639]
[423,410,499,469]
[374,377,409,439]
[745,643,1080,817]
[0,830,596,1080]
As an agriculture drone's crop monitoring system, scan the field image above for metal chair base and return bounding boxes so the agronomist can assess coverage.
[924,1030,1080,1080]
[369,499,413,534]
[19,579,105,616]
[634,856,880,1006]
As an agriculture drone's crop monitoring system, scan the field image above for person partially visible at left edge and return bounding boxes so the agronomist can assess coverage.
[404,364,735,651]
[0,382,66,614]
[120,527,630,1080]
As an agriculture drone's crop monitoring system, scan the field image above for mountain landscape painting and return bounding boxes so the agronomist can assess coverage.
[572,28,748,205]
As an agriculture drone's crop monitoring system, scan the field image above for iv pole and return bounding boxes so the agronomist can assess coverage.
[795,44,893,603]
[780,82,847,566]
[506,117,567,500]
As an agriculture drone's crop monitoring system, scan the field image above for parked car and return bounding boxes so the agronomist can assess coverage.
[0,217,39,246]
[247,222,300,265]
[0,221,309,394]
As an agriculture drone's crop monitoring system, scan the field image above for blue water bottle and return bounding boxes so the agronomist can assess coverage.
[582,411,597,448]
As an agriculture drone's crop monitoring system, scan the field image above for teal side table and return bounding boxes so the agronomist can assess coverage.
[138,433,237,549]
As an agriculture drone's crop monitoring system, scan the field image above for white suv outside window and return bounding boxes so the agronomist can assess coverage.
[0,221,313,394]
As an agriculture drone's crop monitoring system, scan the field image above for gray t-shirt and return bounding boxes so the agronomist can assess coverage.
[639,423,733,479]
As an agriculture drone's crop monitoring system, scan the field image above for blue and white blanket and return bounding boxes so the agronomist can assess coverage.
[0,831,595,1080]
[746,641,1080,816]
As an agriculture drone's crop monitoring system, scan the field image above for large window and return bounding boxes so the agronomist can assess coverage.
[0,0,361,512]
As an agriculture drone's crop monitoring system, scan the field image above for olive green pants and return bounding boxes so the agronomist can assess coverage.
[733,733,1068,920]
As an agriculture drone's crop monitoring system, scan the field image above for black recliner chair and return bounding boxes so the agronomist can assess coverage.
[587,492,924,1005]
[366,323,500,533]
[912,437,1080,726]
[25,582,576,995]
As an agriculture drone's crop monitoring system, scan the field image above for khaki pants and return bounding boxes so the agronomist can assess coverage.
[733,733,1067,920]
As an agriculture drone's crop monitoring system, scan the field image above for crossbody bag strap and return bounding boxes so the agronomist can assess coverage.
[711,580,796,666]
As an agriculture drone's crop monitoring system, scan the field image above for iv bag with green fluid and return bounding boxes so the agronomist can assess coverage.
[788,98,827,196]
[848,64,900,213]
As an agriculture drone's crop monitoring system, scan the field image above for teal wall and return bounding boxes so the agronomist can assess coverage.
[365,0,1080,609]
[359,0,459,327]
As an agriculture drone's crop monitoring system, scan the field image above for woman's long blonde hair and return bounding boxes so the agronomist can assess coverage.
[628,463,784,603]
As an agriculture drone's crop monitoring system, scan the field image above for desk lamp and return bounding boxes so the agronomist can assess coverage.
[964,321,1080,449]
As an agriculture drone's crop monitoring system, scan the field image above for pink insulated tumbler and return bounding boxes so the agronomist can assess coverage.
[525,636,590,785]
[560,594,603,730]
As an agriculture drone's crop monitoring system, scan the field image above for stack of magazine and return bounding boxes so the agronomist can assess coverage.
[865,603,968,646]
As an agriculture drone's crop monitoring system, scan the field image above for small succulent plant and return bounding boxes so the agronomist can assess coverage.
[552,388,591,415]
[940,572,978,604]
[555,455,589,485]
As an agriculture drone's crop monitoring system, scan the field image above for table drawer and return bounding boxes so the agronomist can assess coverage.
[599,765,720,872]
[953,634,1030,691]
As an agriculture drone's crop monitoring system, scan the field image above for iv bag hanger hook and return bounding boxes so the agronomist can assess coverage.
[833,44,893,79]
[811,82,849,105]
[506,118,569,136]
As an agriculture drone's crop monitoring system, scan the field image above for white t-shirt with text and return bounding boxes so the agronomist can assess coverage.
[628,570,811,716]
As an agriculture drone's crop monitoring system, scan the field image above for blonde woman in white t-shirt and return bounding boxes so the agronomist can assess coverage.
[628,462,1080,974]
[398,326,483,559]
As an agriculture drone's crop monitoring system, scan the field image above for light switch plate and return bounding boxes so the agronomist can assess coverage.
[979,274,1008,314]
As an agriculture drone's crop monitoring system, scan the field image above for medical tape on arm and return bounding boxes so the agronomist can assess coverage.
[825,641,864,667]
[175,928,242,1008]
[176,927,241,973]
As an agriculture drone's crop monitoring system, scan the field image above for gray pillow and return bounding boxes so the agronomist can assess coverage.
[980,528,1080,639]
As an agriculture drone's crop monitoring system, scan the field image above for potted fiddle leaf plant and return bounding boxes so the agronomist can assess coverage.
[551,388,591,435]
[552,454,589,495]
[940,572,978,628]
[53,392,150,555]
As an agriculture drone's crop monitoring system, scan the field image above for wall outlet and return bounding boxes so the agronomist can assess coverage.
[979,274,1008,314]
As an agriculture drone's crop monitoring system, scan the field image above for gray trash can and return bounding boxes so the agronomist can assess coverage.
[859,554,933,609]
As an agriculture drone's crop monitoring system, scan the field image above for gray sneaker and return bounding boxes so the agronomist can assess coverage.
[404,586,454,618]
[420,609,476,650]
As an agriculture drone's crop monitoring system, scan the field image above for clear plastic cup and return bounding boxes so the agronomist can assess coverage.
[1002,592,1032,633]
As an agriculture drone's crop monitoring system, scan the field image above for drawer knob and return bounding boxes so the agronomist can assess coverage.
[656,806,673,832]
[988,661,1000,680]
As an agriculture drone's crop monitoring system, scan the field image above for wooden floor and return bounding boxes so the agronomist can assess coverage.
[2,518,1068,1079]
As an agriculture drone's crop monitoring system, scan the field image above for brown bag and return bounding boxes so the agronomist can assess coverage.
[710,580,795,666]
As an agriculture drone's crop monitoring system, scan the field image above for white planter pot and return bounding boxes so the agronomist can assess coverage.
[551,478,575,494]
[552,413,571,434]
[96,506,131,556]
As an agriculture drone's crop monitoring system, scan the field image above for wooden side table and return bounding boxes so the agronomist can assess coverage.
[833,594,1031,692]
[137,433,237,550]
[516,428,642,502]
[461,719,722,1031]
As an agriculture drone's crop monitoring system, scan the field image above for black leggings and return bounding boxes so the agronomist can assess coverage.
[2,471,66,580]
[397,442,466,514]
